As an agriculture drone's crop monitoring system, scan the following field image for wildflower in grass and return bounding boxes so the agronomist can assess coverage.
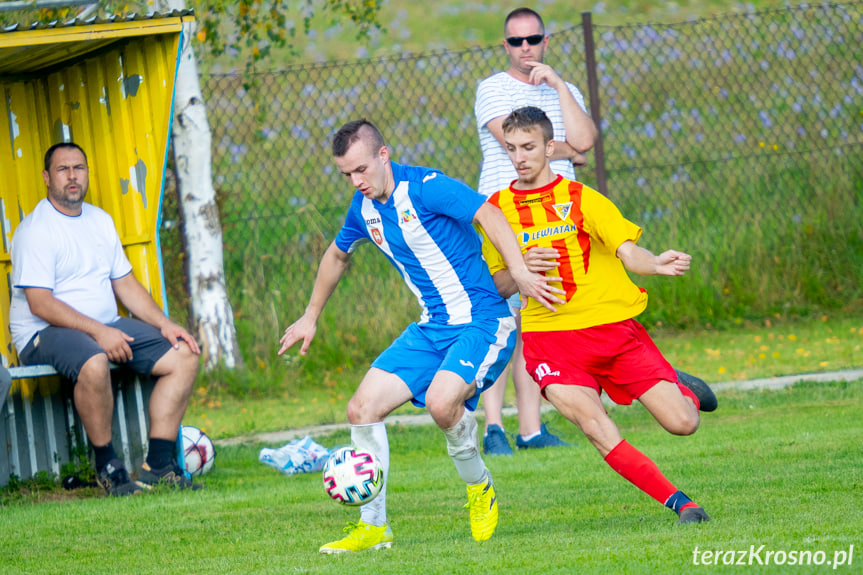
[718,366,726,374]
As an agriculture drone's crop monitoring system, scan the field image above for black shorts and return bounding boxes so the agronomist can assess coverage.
[18,317,173,382]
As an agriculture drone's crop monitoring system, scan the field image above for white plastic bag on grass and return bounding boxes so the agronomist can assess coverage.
[259,436,330,475]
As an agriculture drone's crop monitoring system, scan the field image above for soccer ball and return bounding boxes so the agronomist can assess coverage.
[181,426,216,477]
[322,446,384,506]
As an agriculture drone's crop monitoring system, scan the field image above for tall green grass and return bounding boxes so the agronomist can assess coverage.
[159,3,862,376]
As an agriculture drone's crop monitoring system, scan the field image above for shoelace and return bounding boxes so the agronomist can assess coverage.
[342,522,363,537]
[464,483,490,509]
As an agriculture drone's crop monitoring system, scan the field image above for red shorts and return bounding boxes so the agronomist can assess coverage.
[522,318,680,405]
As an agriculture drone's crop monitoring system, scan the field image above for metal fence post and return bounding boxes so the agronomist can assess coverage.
[581,11,608,197]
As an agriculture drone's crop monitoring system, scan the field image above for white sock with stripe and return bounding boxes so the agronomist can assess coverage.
[443,409,487,485]
[353,422,389,527]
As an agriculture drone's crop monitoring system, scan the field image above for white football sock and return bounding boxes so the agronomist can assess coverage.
[443,409,487,485]
[519,430,541,442]
[352,422,389,527]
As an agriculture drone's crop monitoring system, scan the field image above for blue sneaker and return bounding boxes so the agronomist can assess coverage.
[482,424,513,456]
[516,424,572,450]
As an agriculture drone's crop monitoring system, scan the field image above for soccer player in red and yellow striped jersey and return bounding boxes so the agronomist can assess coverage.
[480,106,715,525]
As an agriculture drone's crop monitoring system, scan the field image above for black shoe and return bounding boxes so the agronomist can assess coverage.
[678,506,710,524]
[137,461,203,490]
[676,370,718,412]
[96,459,143,497]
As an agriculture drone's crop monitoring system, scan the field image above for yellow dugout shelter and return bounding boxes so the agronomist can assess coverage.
[0,10,194,484]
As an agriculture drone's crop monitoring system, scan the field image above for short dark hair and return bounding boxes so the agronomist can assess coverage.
[504,7,545,35]
[332,119,386,158]
[502,106,554,143]
[44,142,87,172]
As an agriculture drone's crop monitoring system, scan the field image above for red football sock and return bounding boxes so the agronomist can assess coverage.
[604,440,697,511]
[677,382,700,410]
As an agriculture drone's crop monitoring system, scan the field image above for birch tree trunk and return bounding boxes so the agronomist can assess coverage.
[161,0,243,369]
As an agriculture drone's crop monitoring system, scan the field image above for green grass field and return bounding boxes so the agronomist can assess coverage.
[2,2,860,570]
[2,377,860,574]
[181,313,863,441]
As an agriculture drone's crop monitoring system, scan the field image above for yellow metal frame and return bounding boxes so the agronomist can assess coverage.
[0,15,191,375]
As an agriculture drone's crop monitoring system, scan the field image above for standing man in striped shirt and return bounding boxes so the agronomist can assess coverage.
[474,7,597,455]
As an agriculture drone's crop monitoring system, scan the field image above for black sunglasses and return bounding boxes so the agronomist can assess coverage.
[506,34,544,47]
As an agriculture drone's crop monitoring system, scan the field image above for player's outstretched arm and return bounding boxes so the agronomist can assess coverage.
[524,246,560,273]
[616,240,691,277]
[112,273,201,355]
[278,242,351,356]
[492,247,561,299]
[25,286,137,363]
[474,203,565,311]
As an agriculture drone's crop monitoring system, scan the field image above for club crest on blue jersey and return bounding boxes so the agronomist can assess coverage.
[553,202,572,221]
[400,209,417,223]
[371,228,384,245]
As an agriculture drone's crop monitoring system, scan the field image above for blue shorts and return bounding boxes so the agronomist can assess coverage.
[18,317,174,382]
[371,316,517,411]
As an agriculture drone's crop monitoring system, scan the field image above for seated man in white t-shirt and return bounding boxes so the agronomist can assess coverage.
[9,143,202,496]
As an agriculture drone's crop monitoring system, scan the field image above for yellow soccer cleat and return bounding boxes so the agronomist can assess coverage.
[465,472,498,542]
[319,520,393,554]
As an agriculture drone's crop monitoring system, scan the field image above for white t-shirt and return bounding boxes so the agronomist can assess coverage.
[9,198,133,353]
[474,71,588,197]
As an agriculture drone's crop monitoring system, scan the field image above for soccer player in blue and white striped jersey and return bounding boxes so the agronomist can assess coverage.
[278,119,563,553]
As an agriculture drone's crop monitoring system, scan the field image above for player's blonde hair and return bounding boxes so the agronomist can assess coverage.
[502,106,553,143]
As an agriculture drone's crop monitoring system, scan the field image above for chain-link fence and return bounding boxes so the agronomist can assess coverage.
[161,2,863,364]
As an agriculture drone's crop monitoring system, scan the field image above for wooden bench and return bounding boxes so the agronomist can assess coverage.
[1,364,154,487]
